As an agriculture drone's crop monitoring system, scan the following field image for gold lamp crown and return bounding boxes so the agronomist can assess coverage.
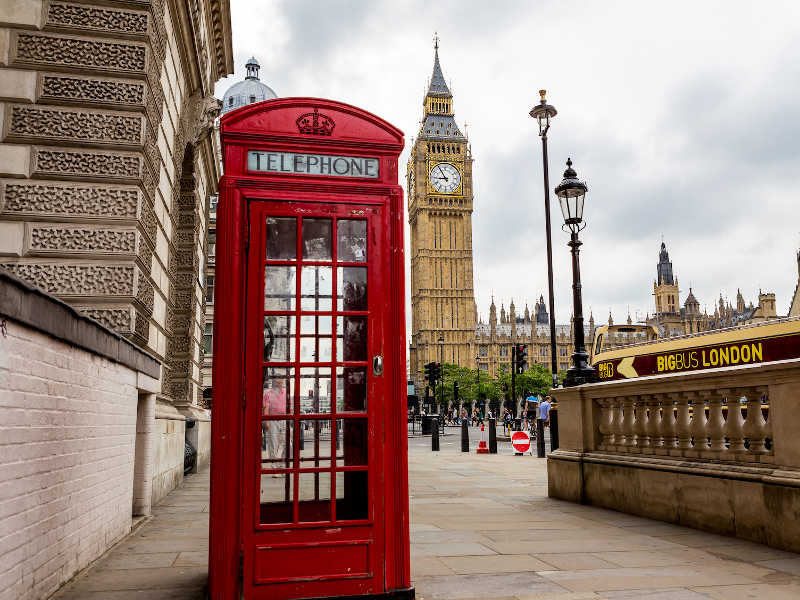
[539,90,547,102]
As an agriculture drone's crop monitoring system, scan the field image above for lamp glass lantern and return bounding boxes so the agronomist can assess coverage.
[529,90,557,136]
[554,159,588,229]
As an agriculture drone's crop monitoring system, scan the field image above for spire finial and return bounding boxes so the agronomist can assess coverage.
[539,90,547,102]
[433,31,439,50]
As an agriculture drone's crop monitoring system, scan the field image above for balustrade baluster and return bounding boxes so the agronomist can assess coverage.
[633,395,649,448]
[673,393,692,451]
[689,392,708,451]
[760,386,773,453]
[724,389,747,454]
[611,397,625,448]
[707,390,727,452]
[599,398,615,448]
[622,396,637,447]
[659,396,677,449]
[742,387,768,455]
[645,395,662,449]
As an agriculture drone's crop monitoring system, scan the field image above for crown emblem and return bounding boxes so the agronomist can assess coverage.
[296,108,335,136]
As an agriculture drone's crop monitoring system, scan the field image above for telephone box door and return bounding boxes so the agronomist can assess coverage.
[243,199,386,599]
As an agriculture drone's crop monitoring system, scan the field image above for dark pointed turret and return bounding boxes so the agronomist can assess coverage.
[657,242,674,286]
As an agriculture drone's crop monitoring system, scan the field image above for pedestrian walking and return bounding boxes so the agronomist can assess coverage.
[539,396,552,427]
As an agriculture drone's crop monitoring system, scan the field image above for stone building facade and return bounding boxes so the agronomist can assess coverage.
[645,242,781,337]
[0,0,233,423]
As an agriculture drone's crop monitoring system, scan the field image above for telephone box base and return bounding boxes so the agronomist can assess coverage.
[302,586,415,600]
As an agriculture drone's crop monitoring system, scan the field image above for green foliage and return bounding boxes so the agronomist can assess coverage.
[428,361,556,406]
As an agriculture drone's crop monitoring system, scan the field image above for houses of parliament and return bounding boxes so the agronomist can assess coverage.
[406,40,578,380]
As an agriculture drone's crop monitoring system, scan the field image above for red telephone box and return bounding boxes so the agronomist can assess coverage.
[209,98,413,600]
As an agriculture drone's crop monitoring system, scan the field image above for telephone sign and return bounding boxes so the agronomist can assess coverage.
[209,99,411,600]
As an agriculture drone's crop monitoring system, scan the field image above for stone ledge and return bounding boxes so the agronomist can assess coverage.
[0,265,159,379]
[549,449,800,488]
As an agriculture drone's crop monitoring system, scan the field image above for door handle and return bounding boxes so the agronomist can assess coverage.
[373,355,383,376]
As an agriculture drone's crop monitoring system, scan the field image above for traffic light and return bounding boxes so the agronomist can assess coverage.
[515,344,527,374]
[423,362,433,385]
[431,362,441,383]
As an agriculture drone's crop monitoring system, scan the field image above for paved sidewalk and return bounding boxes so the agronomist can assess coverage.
[407,436,800,600]
[52,467,209,599]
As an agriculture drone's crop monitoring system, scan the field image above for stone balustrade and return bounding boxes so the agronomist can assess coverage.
[548,358,800,553]
[596,387,772,462]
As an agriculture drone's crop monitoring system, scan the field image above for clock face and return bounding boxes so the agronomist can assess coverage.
[430,163,461,194]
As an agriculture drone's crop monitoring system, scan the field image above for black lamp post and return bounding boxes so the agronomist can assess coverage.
[555,159,599,387]
[438,333,444,411]
[529,91,559,389]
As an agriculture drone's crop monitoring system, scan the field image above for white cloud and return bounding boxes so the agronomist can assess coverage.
[217,0,800,334]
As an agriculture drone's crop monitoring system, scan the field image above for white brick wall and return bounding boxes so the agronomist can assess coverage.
[0,317,139,600]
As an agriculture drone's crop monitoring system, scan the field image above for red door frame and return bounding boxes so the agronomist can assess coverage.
[209,98,412,600]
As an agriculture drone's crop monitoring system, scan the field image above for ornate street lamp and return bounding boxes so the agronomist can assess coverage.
[529,91,559,388]
[555,159,599,387]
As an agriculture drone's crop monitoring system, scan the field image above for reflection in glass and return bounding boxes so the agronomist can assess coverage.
[337,220,367,262]
[264,266,296,310]
[336,419,367,466]
[261,419,293,469]
[266,217,297,260]
[300,315,332,335]
[298,472,331,522]
[299,368,331,413]
[336,471,368,521]
[260,473,293,524]
[298,419,332,467]
[337,316,368,361]
[301,266,332,311]
[299,337,332,363]
[337,367,367,412]
[264,316,294,362]
[337,267,367,311]
[302,219,332,261]
[262,367,295,415]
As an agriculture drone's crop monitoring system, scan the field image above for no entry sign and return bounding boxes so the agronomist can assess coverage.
[511,431,531,454]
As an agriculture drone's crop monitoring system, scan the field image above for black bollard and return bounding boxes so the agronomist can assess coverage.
[488,417,497,453]
[514,418,521,432]
[432,417,439,451]
[536,418,546,458]
[299,421,305,451]
[461,418,469,452]
[549,409,559,452]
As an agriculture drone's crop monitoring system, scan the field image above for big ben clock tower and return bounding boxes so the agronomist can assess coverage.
[408,38,477,377]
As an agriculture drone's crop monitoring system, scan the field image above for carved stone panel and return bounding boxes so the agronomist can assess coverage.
[1,263,136,297]
[46,2,150,37]
[1,181,140,220]
[39,74,146,108]
[8,106,146,146]
[33,147,143,181]
[73,306,135,333]
[27,226,139,256]
[13,32,148,76]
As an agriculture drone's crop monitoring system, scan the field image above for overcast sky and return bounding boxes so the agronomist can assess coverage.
[216,0,800,332]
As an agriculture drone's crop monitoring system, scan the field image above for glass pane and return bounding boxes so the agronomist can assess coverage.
[337,367,367,412]
[302,219,332,261]
[336,471,368,521]
[336,419,368,466]
[261,419,293,469]
[300,315,332,335]
[298,419,332,467]
[264,266,296,310]
[260,472,293,524]
[337,316,368,361]
[262,368,294,415]
[264,316,294,362]
[301,266,333,311]
[299,337,332,363]
[299,367,332,413]
[298,472,331,522]
[337,267,367,311]
[266,217,296,260]
[337,220,367,262]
